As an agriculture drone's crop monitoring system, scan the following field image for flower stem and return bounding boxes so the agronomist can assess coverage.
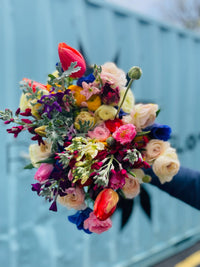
[115,78,134,118]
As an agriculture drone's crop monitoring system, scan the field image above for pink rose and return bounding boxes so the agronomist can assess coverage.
[57,186,86,210]
[34,163,54,183]
[112,124,137,144]
[87,123,110,141]
[83,212,112,234]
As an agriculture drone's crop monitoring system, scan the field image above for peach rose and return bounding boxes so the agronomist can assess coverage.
[57,186,86,210]
[101,62,127,89]
[132,103,158,131]
[144,140,170,164]
[121,173,140,199]
[152,148,180,184]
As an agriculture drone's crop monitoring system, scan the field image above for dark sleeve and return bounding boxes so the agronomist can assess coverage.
[145,167,200,210]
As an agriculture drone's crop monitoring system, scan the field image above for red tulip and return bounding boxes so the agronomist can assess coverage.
[94,189,119,221]
[58,42,86,78]
[22,78,47,93]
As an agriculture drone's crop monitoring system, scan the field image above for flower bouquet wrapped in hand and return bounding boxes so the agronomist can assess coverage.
[0,43,180,234]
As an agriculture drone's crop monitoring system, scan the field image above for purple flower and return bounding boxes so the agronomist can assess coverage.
[31,183,42,195]
[68,207,93,234]
[38,91,70,118]
[49,201,57,212]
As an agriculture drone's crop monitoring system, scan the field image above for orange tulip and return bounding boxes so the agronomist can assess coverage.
[58,43,86,78]
[94,189,119,221]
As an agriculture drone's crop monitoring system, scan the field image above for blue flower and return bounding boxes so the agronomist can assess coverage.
[77,73,95,87]
[68,207,93,234]
[145,123,172,141]
[114,107,129,119]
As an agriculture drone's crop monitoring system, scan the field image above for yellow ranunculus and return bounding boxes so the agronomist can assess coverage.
[95,105,117,121]
[68,85,87,107]
[87,95,101,111]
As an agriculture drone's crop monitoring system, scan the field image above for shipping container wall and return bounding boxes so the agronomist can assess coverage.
[1,0,200,267]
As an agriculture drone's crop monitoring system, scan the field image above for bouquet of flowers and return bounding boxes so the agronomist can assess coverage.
[0,43,180,234]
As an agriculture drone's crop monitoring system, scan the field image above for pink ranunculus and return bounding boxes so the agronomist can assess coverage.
[112,124,137,144]
[87,123,110,141]
[58,43,86,78]
[34,163,54,183]
[83,212,112,234]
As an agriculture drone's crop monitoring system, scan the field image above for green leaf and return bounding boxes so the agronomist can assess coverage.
[24,163,35,169]
[36,157,55,164]
[156,109,161,117]
[136,131,150,137]
[48,74,56,79]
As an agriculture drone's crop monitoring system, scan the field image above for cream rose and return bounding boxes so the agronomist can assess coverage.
[118,88,135,113]
[57,186,86,210]
[95,105,117,121]
[152,148,180,184]
[132,103,158,131]
[121,173,140,199]
[144,140,170,164]
[29,141,52,168]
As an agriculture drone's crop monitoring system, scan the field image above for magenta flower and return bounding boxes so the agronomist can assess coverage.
[34,163,54,183]
[112,124,137,144]
[83,212,112,234]
[81,81,100,100]
[108,169,127,190]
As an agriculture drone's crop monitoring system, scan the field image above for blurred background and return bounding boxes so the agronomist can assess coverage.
[1,0,200,266]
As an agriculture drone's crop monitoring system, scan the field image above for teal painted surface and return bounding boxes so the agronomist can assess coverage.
[1,0,200,266]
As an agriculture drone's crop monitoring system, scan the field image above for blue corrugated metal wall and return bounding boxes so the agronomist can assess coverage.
[1,0,200,266]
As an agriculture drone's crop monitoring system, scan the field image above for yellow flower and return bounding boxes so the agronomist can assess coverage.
[68,85,86,106]
[95,105,117,121]
[34,125,47,137]
[118,88,135,113]
[82,141,105,159]
[87,95,101,111]
[74,111,96,130]
[29,141,52,168]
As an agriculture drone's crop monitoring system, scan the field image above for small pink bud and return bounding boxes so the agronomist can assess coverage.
[34,163,54,183]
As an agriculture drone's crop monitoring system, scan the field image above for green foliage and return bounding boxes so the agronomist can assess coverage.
[0,109,13,121]
[123,148,142,165]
